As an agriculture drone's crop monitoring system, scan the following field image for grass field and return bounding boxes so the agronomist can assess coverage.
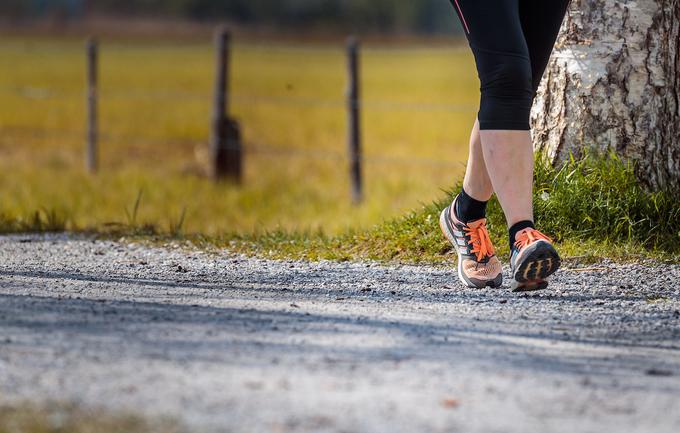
[0,36,477,235]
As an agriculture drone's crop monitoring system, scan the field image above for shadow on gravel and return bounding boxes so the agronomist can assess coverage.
[2,283,680,393]
[0,268,660,304]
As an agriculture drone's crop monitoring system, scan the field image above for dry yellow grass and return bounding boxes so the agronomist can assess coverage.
[0,36,478,235]
[0,402,184,433]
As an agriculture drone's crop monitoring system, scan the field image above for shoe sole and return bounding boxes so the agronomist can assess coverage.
[439,206,502,289]
[511,241,561,293]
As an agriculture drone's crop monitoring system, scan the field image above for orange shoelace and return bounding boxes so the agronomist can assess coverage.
[514,228,553,250]
[464,219,495,261]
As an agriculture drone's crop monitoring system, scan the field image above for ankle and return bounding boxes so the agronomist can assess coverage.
[509,220,535,250]
[454,188,488,223]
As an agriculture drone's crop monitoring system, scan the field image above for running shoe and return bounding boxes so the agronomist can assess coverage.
[510,228,561,292]
[439,197,503,288]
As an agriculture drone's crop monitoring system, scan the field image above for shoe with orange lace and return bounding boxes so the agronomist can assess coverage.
[510,228,561,292]
[439,197,503,289]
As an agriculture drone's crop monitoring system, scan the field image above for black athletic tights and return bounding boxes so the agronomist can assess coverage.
[449,0,571,130]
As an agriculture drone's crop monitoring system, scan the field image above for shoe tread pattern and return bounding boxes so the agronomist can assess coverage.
[511,242,561,293]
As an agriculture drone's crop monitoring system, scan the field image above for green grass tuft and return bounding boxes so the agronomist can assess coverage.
[0,208,68,234]
[531,152,680,252]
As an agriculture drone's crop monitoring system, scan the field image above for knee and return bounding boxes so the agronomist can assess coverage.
[476,54,534,130]
[481,55,533,99]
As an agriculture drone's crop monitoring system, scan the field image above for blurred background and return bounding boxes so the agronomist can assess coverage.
[2,0,460,34]
[0,0,476,236]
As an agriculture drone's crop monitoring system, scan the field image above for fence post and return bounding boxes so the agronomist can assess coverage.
[86,37,98,174]
[346,36,363,205]
[210,27,242,183]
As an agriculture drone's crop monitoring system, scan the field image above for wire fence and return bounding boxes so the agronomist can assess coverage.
[2,32,477,201]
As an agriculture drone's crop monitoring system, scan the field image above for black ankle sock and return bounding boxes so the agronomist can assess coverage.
[455,188,488,223]
[509,220,535,250]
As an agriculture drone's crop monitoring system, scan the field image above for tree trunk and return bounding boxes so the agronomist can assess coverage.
[532,0,680,191]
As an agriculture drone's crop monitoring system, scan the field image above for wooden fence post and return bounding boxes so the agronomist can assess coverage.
[86,37,98,174]
[210,27,242,182]
[346,36,363,204]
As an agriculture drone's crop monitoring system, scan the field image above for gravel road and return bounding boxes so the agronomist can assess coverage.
[1,234,680,433]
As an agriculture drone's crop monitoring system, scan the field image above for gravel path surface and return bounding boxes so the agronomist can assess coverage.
[1,234,680,433]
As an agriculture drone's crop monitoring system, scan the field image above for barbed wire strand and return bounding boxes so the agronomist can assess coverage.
[0,87,478,113]
[1,127,465,170]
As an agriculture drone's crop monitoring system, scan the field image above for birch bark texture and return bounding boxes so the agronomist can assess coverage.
[531,0,680,191]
